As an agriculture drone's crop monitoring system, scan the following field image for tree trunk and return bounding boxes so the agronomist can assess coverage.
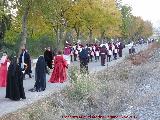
[89,29,93,43]
[18,6,29,56]
[101,30,105,40]
[59,26,63,49]
[74,26,80,41]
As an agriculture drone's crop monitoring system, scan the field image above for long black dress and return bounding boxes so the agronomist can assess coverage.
[44,50,53,69]
[34,56,46,92]
[6,57,26,101]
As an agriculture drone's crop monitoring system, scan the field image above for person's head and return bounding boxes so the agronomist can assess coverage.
[37,55,44,63]
[22,48,25,52]
[102,45,106,48]
[57,50,63,55]
[10,56,17,64]
[47,47,51,51]
[3,52,7,56]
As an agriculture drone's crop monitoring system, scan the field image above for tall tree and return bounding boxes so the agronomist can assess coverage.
[120,5,133,39]
[36,0,72,49]
[100,0,122,39]
[0,0,12,49]
[15,0,33,52]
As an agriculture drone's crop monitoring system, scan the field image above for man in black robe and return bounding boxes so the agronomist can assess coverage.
[79,46,89,73]
[118,42,123,57]
[6,57,26,101]
[44,47,53,69]
[29,56,46,92]
[100,45,107,66]
[19,49,32,79]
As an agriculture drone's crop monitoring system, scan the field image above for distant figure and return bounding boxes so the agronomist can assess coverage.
[29,56,47,92]
[113,44,118,60]
[127,42,133,54]
[73,46,78,61]
[6,57,26,101]
[100,45,107,66]
[95,47,100,62]
[49,50,68,83]
[19,49,32,79]
[64,45,71,65]
[79,46,89,73]
[118,42,123,57]
[107,48,112,62]
[44,47,53,69]
[0,52,9,87]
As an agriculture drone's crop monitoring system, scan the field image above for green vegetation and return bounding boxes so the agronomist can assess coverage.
[0,0,154,57]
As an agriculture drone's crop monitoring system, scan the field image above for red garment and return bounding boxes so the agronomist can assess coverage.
[0,59,8,87]
[64,47,71,55]
[49,55,67,83]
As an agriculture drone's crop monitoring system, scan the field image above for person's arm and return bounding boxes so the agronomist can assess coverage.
[63,57,68,68]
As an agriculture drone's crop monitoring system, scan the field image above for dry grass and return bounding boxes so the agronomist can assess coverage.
[129,43,160,65]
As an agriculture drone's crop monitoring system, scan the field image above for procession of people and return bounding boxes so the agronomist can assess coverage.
[0,39,153,101]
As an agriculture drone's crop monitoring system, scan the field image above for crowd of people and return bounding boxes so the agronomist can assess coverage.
[0,39,151,101]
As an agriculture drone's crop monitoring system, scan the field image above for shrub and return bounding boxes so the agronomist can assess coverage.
[129,43,160,65]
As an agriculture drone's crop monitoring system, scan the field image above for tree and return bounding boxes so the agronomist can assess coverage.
[120,5,133,39]
[64,0,84,41]
[15,0,33,53]
[0,0,12,49]
[99,0,122,39]
[35,0,73,49]
[141,20,153,38]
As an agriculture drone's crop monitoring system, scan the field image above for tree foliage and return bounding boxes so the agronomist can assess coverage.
[0,0,154,56]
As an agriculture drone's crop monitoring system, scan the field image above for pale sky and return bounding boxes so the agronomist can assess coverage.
[122,0,160,28]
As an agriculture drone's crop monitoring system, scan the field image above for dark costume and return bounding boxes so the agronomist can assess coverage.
[118,43,123,57]
[6,57,26,101]
[100,46,107,66]
[34,56,46,92]
[19,50,32,78]
[44,49,53,69]
[79,48,89,73]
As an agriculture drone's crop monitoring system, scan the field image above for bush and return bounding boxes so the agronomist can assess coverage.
[27,35,56,58]
[67,66,97,101]
[129,43,160,65]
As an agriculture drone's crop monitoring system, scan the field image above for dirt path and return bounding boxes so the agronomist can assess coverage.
[0,44,148,118]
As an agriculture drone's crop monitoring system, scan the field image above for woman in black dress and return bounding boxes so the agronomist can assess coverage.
[6,56,26,101]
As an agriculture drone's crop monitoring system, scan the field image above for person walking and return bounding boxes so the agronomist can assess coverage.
[79,46,89,73]
[100,45,107,66]
[0,52,9,87]
[19,49,32,79]
[6,56,26,101]
[29,55,47,92]
[49,50,68,83]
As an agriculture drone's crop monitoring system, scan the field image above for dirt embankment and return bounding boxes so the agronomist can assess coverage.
[1,43,160,120]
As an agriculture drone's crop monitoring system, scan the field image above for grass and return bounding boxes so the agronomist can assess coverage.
[129,42,160,65]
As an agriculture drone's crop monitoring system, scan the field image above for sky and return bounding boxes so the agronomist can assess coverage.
[122,0,160,28]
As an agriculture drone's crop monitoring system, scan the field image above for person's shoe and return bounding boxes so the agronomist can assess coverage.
[28,88,36,92]
[29,75,32,78]
[22,97,26,99]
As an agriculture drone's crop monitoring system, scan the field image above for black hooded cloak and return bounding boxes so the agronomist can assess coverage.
[44,50,53,69]
[6,57,26,101]
[34,56,46,92]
